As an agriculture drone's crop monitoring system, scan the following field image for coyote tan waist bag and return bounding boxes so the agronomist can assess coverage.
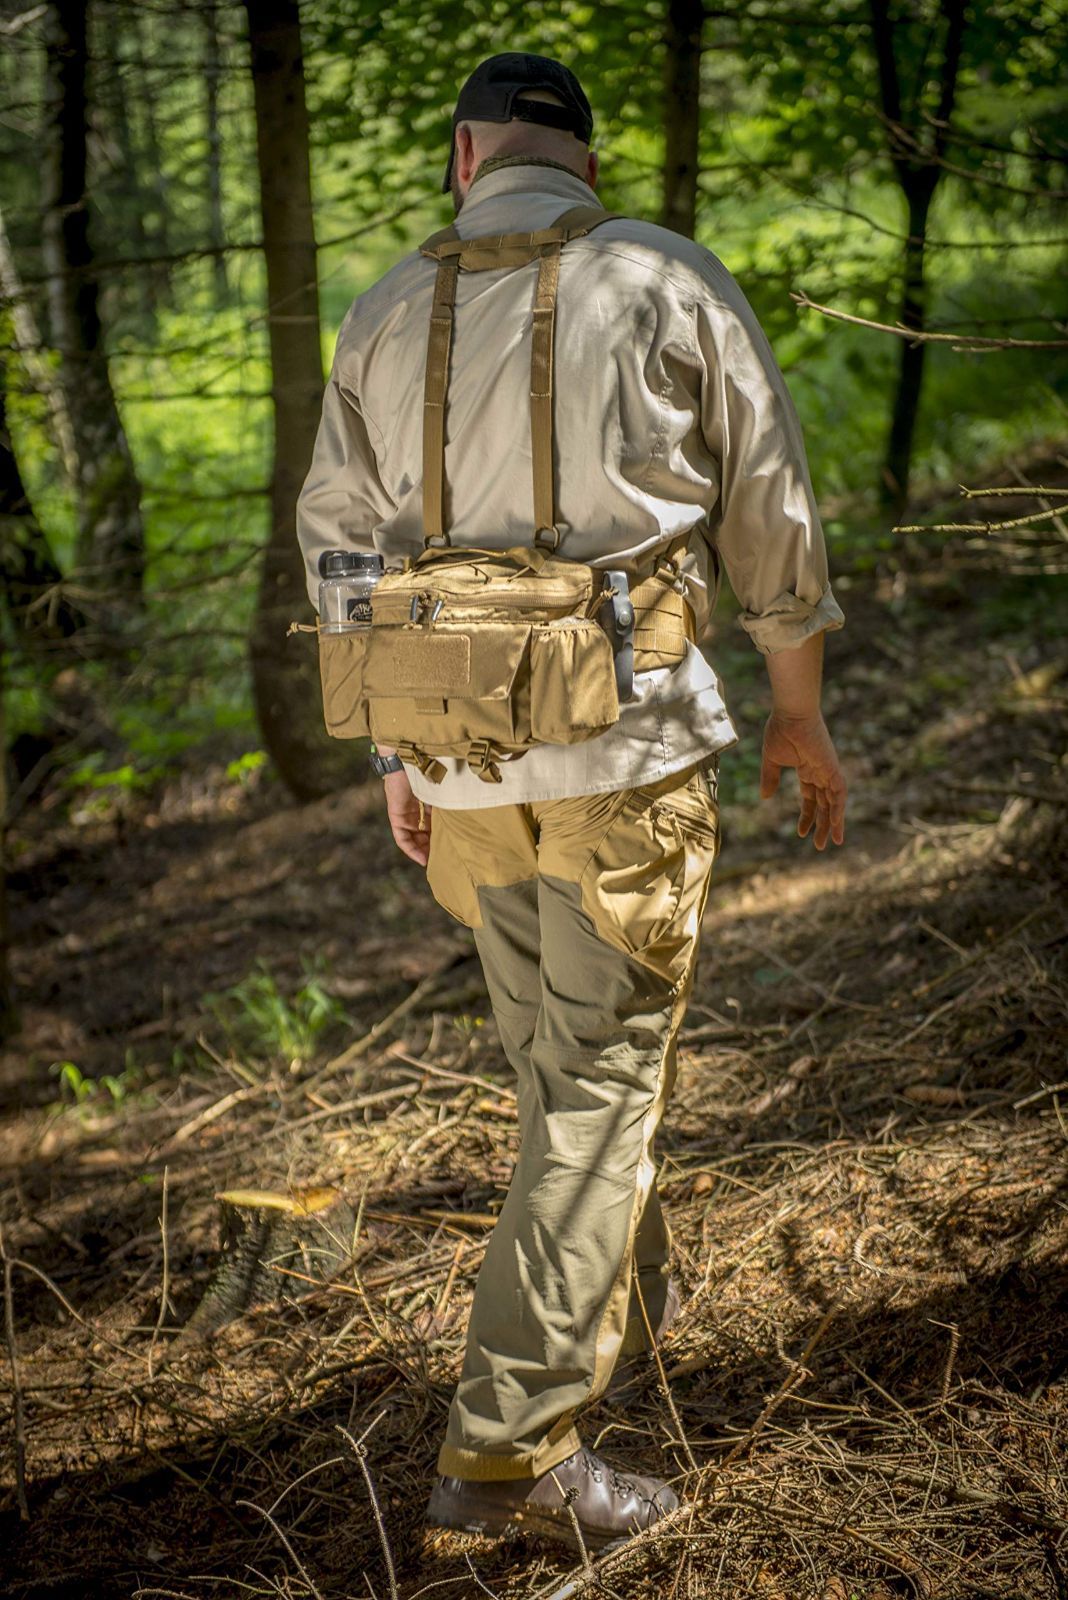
[317,539,694,783]
[314,203,696,784]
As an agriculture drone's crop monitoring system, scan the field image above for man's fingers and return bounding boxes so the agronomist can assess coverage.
[830,778,847,846]
[390,822,430,867]
[797,781,818,837]
[760,751,782,800]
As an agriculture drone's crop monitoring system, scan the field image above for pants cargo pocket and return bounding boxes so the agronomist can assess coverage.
[578,767,718,983]
[426,818,484,929]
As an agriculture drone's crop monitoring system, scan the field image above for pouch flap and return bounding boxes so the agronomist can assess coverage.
[364,622,529,703]
[369,631,471,693]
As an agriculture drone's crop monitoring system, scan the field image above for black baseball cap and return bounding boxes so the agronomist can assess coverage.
[442,52,594,194]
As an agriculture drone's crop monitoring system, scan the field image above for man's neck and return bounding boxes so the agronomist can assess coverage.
[470,154,585,189]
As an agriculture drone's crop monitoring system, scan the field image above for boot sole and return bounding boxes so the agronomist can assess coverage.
[426,1497,632,1553]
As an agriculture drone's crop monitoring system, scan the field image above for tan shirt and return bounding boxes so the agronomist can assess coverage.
[297,163,843,809]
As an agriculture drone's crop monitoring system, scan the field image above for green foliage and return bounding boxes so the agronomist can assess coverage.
[225,748,267,784]
[51,1058,145,1113]
[205,961,349,1065]
[1,0,1065,784]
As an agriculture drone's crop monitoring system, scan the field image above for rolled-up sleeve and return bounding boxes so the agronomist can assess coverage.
[296,342,395,609]
[694,263,844,654]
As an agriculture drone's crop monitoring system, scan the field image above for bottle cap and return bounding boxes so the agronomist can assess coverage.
[318,550,385,578]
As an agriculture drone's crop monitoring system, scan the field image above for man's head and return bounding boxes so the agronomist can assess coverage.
[444,52,598,212]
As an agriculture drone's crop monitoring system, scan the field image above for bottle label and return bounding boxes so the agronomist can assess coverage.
[347,597,373,624]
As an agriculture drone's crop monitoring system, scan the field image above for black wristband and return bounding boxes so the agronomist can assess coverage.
[369,747,404,777]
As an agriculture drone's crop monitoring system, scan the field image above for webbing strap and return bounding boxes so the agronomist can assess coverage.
[422,258,459,543]
[531,246,561,539]
[418,204,619,548]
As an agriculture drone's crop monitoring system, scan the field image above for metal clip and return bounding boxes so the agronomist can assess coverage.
[601,570,635,703]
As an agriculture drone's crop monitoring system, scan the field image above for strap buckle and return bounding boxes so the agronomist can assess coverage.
[465,740,504,783]
[394,741,447,783]
[533,526,560,553]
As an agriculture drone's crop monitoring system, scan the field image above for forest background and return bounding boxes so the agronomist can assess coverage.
[1,3,1067,1599]
[3,0,1065,887]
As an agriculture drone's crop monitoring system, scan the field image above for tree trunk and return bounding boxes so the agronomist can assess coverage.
[661,0,703,238]
[203,0,229,306]
[0,650,15,1042]
[41,0,145,613]
[0,201,77,483]
[882,185,933,512]
[870,0,967,513]
[131,10,173,309]
[244,0,353,798]
[99,2,156,328]
[0,342,78,638]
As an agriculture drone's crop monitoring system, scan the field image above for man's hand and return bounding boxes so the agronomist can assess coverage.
[383,768,432,866]
[760,711,846,850]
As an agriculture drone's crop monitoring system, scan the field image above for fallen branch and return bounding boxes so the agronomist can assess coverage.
[1,1230,29,1521]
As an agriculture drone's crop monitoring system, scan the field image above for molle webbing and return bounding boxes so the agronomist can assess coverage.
[418,206,619,546]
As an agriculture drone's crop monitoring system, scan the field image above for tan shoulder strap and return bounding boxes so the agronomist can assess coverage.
[417,205,620,547]
[422,254,459,545]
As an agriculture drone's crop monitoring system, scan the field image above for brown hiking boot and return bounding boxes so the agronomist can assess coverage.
[619,1275,682,1357]
[425,1445,680,1552]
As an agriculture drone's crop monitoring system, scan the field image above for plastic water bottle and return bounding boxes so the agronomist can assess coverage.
[317,550,384,633]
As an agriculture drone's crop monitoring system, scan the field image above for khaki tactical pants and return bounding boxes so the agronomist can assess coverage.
[425,759,719,1481]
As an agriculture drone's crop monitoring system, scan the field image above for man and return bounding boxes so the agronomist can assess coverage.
[298,52,846,1552]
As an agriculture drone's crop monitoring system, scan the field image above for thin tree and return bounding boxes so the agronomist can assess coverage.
[869,0,967,512]
[243,0,351,797]
[203,0,229,306]
[0,348,71,1044]
[41,0,145,612]
[98,0,156,326]
[130,4,173,309]
[0,201,76,483]
[0,663,13,1042]
[661,0,704,238]
[0,343,77,639]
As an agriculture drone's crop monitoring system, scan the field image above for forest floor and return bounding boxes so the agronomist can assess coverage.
[2,475,1068,1600]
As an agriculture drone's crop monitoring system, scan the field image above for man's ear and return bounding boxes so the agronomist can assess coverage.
[455,123,478,189]
[585,149,599,190]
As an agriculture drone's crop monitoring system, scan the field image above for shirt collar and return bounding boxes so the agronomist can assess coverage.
[457,161,599,224]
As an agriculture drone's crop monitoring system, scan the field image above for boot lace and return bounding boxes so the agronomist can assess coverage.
[580,1449,635,1502]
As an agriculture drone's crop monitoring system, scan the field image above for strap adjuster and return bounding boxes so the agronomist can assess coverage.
[465,740,504,783]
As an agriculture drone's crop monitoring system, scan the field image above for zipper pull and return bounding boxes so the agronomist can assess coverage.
[428,599,445,627]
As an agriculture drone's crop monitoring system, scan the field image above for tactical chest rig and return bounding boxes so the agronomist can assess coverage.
[316,203,696,784]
